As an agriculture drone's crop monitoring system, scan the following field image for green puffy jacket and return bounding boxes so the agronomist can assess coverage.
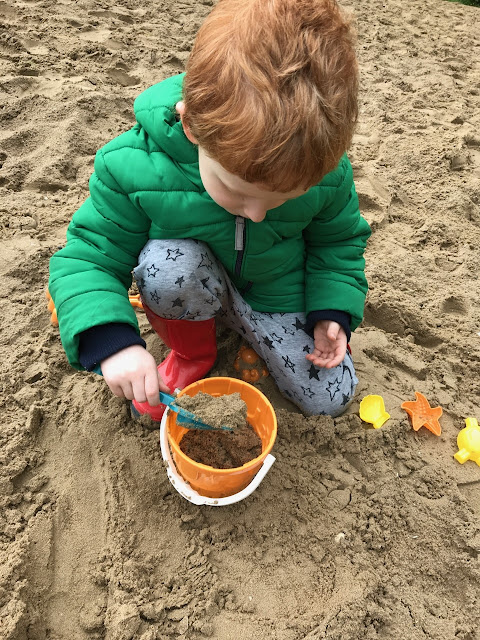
[49,73,371,369]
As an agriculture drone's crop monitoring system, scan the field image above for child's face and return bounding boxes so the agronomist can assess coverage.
[198,148,307,223]
[177,101,306,222]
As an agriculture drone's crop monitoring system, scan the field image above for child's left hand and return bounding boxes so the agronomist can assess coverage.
[305,320,347,369]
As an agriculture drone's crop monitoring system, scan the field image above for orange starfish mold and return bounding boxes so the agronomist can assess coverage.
[401,392,443,436]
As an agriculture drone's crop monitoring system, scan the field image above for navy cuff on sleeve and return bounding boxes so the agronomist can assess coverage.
[78,323,146,371]
[305,310,352,343]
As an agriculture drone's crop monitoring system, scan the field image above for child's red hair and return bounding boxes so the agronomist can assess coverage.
[183,0,358,192]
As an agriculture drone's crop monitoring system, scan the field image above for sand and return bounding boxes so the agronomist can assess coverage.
[1,0,480,638]
[179,422,262,469]
[175,392,248,432]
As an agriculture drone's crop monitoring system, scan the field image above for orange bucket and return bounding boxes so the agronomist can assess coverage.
[165,377,277,499]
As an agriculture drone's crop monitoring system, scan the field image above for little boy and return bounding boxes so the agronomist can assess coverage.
[49,0,371,420]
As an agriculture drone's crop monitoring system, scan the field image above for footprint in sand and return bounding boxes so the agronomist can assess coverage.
[441,295,468,316]
[353,165,391,230]
[434,256,463,273]
[163,52,188,72]
[363,299,443,349]
[21,37,50,56]
[107,66,140,87]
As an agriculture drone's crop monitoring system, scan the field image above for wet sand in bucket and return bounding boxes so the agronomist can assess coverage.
[176,391,262,468]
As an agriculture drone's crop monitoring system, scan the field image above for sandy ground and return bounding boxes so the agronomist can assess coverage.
[1,0,480,638]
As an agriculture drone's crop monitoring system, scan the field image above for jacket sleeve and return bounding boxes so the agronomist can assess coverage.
[303,154,371,333]
[48,143,151,369]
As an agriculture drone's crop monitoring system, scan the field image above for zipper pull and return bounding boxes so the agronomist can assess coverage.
[235,216,245,251]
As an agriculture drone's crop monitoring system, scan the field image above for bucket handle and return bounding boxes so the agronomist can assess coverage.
[159,410,275,506]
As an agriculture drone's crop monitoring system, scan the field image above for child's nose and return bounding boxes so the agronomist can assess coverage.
[243,203,267,222]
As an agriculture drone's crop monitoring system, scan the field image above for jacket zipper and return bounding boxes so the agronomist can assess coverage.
[234,216,254,294]
[234,216,246,275]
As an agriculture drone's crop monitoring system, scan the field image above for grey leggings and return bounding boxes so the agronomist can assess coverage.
[133,239,357,417]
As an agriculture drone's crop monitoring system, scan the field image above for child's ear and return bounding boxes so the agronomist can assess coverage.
[176,101,198,145]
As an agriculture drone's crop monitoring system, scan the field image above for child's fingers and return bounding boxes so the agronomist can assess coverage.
[306,353,333,367]
[306,353,331,363]
[326,353,343,368]
[307,346,334,360]
[131,377,147,404]
[105,376,133,399]
[306,346,345,368]
[140,370,160,406]
[326,325,340,342]
[119,381,134,401]
[107,381,125,398]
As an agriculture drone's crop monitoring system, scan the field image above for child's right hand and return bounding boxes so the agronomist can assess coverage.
[100,345,170,406]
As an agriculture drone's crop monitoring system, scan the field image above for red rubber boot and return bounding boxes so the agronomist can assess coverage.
[131,305,217,422]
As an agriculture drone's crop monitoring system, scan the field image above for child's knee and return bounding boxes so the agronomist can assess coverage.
[134,238,226,318]
[278,356,358,418]
[136,239,202,287]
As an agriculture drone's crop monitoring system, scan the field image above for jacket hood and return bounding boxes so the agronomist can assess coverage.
[133,73,197,164]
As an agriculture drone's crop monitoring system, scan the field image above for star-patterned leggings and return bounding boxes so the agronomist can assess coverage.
[134,239,358,417]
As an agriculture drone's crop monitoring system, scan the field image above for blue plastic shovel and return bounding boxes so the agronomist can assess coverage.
[159,391,234,432]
